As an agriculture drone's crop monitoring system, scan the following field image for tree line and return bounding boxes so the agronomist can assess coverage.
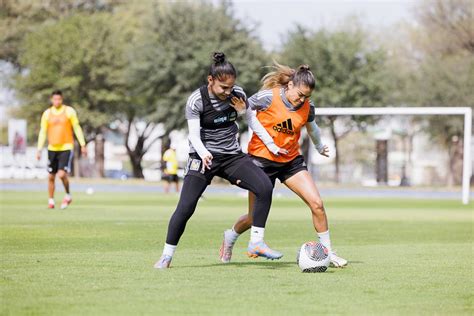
[1,0,472,184]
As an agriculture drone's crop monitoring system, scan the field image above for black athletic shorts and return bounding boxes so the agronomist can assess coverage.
[47,150,73,174]
[249,155,307,186]
[184,152,252,184]
[163,173,179,183]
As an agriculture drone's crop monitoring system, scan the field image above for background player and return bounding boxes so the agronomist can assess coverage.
[162,144,180,193]
[36,90,87,209]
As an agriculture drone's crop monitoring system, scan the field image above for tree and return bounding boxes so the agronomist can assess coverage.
[123,0,267,178]
[407,0,474,186]
[280,25,388,182]
[14,13,128,177]
[0,0,123,67]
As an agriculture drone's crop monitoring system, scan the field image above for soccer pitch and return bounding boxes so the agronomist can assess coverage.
[1,190,472,315]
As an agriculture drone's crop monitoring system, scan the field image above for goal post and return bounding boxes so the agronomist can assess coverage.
[314,107,472,205]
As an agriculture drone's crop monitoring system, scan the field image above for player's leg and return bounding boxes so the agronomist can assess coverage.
[164,175,170,194]
[58,170,70,194]
[234,192,254,233]
[220,156,279,262]
[48,173,56,208]
[220,192,254,262]
[57,151,73,209]
[283,170,347,267]
[47,150,58,208]
[224,158,282,260]
[155,174,209,269]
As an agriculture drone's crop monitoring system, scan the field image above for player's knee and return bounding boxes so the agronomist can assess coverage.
[243,215,253,227]
[254,179,273,200]
[57,171,67,180]
[309,198,325,215]
[48,174,55,181]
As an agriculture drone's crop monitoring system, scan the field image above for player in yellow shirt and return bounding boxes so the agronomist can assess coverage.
[36,90,87,209]
[162,145,180,193]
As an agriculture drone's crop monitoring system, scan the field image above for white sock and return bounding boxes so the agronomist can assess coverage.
[65,193,71,200]
[48,198,55,205]
[250,226,265,243]
[317,230,332,253]
[162,243,177,257]
[225,227,240,244]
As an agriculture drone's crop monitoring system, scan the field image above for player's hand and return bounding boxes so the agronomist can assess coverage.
[36,150,41,161]
[277,148,289,155]
[201,154,213,172]
[268,143,288,156]
[230,96,246,113]
[318,145,329,157]
[81,146,87,157]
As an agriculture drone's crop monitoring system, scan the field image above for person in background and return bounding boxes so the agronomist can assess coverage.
[36,90,87,209]
[162,144,180,193]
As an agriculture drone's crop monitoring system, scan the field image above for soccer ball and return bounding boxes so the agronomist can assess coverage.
[296,241,330,273]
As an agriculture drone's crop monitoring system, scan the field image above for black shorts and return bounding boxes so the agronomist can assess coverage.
[163,174,179,183]
[47,150,73,174]
[184,152,253,184]
[249,155,307,186]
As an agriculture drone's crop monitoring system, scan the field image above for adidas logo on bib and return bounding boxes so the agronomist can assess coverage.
[273,118,295,135]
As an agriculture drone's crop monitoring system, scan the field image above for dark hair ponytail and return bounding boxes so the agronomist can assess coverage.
[208,52,237,80]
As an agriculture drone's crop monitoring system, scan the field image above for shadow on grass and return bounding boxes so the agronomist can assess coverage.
[175,261,337,272]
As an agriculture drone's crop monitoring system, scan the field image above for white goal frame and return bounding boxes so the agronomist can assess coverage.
[314,107,472,205]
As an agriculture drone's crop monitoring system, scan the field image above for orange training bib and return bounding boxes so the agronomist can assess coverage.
[248,88,310,163]
[47,108,73,146]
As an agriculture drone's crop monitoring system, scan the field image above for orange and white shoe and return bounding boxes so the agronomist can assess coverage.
[219,230,235,263]
[60,196,72,210]
[247,240,283,260]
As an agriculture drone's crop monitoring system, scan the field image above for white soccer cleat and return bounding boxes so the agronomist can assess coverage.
[154,255,172,269]
[329,251,348,268]
[60,196,72,210]
[219,230,235,263]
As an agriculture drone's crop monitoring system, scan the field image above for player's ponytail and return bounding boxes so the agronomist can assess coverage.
[208,52,237,80]
[293,64,316,89]
[261,62,316,90]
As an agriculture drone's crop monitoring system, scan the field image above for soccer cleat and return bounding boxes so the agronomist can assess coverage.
[154,255,172,269]
[60,196,72,210]
[219,230,235,263]
[48,202,55,209]
[329,251,348,268]
[247,240,283,260]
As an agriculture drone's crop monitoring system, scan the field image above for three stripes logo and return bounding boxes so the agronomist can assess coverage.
[273,118,295,135]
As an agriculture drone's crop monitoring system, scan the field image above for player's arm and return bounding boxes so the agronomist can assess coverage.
[246,90,288,156]
[305,104,329,157]
[36,111,49,160]
[67,107,87,156]
[186,93,213,171]
[188,119,212,170]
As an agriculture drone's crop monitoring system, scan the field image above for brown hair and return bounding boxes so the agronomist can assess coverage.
[261,62,315,90]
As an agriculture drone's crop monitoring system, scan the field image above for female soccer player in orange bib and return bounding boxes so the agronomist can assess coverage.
[219,63,348,267]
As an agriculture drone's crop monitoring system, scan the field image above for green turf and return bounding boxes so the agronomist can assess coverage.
[1,190,472,315]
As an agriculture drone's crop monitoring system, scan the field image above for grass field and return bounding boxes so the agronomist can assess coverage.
[1,190,472,315]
